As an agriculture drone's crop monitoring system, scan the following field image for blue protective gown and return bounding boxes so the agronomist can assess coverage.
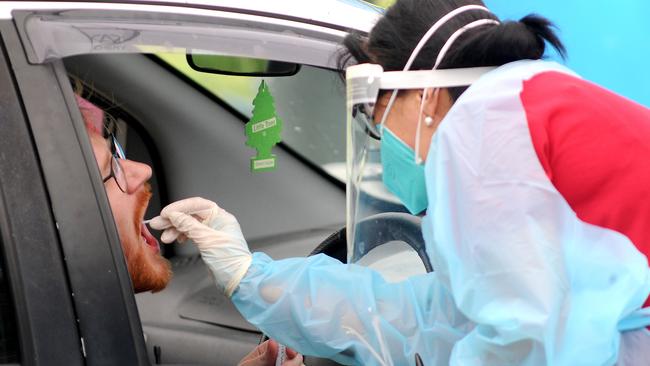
[231,60,650,365]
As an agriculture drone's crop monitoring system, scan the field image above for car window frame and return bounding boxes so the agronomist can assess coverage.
[0,23,83,365]
[11,6,347,67]
[0,19,149,365]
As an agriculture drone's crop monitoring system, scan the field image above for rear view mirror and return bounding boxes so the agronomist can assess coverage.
[186,54,300,77]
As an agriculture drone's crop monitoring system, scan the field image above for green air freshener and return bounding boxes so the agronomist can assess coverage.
[245,80,283,172]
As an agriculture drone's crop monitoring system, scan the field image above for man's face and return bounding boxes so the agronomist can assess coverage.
[89,132,172,293]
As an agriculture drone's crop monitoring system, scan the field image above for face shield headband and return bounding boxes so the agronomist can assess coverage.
[353,4,499,162]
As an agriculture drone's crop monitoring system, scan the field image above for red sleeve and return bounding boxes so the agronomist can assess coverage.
[521,71,650,306]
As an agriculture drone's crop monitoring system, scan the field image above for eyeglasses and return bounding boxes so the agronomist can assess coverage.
[102,135,128,193]
[352,103,382,140]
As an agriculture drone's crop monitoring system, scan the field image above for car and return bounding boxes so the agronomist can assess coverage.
[0,1,414,365]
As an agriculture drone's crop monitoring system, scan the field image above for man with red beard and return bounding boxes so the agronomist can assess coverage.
[78,93,173,293]
[88,130,172,292]
[78,95,302,365]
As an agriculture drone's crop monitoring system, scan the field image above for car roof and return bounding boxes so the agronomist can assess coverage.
[136,0,383,32]
[0,0,383,33]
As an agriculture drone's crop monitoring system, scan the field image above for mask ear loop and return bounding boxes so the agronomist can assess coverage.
[413,18,500,165]
[378,4,492,136]
[414,92,428,165]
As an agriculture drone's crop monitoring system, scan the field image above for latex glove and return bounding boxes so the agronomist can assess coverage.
[238,340,304,366]
[149,197,252,297]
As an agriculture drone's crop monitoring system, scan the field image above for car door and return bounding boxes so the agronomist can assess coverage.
[1,2,378,365]
[0,16,149,366]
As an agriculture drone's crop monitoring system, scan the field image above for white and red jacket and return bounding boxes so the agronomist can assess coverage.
[523,70,650,300]
[422,59,650,365]
[233,60,650,366]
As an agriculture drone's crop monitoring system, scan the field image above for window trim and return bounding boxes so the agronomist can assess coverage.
[0,22,83,365]
[1,20,149,365]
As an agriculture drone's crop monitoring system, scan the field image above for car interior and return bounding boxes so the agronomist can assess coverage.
[64,50,430,366]
[64,52,351,365]
[11,4,427,364]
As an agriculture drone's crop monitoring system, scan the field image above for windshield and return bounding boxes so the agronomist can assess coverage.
[157,53,348,181]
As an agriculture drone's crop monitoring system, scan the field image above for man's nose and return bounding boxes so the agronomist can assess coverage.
[121,159,152,194]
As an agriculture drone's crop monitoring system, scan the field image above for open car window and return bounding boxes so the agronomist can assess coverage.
[5,2,389,365]
[15,5,371,186]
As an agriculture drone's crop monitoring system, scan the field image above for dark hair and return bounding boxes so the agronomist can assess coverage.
[339,0,566,101]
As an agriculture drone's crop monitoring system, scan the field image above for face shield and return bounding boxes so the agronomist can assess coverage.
[345,4,501,271]
[345,65,496,267]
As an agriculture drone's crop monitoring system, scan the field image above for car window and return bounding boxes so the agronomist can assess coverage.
[156,53,348,182]
[0,235,19,363]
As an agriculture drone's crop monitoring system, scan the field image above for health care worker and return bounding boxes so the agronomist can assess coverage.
[150,0,650,364]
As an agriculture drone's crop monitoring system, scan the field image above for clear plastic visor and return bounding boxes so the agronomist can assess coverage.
[345,63,497,267]
[346,71,411,266]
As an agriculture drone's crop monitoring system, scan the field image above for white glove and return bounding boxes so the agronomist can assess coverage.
[149,197,252,297]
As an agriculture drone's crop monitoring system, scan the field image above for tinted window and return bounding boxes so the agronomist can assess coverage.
[0,235,19,363]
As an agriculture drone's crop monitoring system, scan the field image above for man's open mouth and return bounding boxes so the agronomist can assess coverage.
[135,185,159,253]
[141,222,160,253]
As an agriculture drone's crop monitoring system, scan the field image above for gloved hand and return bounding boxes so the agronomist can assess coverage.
[238,340,304,366]
[149,197,252,297]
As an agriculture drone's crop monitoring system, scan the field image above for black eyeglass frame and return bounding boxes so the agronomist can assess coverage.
[101,156,127,193]
[101,134,128,193]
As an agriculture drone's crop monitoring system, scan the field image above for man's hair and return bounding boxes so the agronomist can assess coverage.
[75,94,105,135]
[73,77,121,137]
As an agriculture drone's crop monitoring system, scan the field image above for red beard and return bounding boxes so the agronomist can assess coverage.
[122,185,172,293]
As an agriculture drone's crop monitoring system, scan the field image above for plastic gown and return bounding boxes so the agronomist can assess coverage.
[231,61,650,365]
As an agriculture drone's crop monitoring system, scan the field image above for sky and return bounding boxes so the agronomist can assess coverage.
[485,0,650,106]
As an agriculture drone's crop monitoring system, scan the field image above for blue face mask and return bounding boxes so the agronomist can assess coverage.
[380,128,428,215]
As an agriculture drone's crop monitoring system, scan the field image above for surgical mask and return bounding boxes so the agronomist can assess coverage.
[381,127,427,214]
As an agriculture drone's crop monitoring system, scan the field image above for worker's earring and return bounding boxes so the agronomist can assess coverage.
[424,115,434,127]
